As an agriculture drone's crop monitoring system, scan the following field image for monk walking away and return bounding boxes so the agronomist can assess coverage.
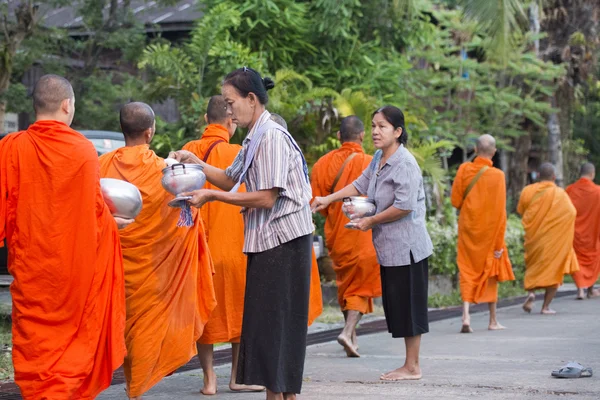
[451,134,515,333]
[99,102,216,399]
[518,163,579,314]
[0,75,129,399]
[311,115,381,357]
[182,96,264,395]
[566,163,600,299]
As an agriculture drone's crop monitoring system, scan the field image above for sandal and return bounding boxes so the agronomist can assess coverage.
[551,362,593,378]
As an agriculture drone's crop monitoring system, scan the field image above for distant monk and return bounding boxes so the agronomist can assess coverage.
[99,102,216,398]
[566,163,600,299]
[451,134,515,333]
[518,163,579,314]
[0,74,129,399]
[182,96,264,395]
[269,113,323,326]
[311,115,381,357]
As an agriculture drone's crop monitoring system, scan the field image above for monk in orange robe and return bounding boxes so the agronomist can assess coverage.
[183,96,263,395]
[518,163,579,314]
[566,163,600,299]
[269,114,324,329]
[0,74,129,399]
[99,102,216,399]
[311,115,381,357]
[451,134,515,333]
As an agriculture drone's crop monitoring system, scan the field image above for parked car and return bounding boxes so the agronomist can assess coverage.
[0,129,125,274]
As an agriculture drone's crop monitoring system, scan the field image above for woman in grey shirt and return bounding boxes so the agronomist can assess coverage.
[312,105,433,381]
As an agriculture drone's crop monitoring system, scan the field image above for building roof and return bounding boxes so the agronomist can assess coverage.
[9,0,203,33]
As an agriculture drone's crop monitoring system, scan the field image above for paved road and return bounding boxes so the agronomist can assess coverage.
[99,295,600,399]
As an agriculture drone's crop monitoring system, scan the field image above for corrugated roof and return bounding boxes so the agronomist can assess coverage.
[6,0,203,31]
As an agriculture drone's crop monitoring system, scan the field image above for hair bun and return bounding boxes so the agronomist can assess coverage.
[262,77,275,91]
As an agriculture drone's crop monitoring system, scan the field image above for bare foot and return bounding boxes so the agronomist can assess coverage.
[201,369,218,395]
[488,322,506,331]
[576,288,585,300]
[229,383,265,392]
[587,288,600,298]
[522,293,535,313]
[460,323,473,333]
[352,330,359,350]
[380,366,422,381]
[541,308,556,315]
[337,334,360,357]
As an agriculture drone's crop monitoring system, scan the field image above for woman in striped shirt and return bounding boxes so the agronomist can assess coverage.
[174,67,313,400]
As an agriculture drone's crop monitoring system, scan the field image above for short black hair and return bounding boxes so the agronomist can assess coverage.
[223,67,275,105]
[339,115,364,142]
[33,74,74,114]
[372,105,408,145]
[119,102,155,138]
[580,162,595,177]
[539,162,556,181]
[206,95,228,124]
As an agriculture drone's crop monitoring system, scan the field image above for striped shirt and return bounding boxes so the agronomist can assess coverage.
[225,111,314,253]
[353,145,433,266]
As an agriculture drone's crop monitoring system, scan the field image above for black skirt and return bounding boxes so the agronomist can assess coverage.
[236,234,312,394]
[380,255,429,338]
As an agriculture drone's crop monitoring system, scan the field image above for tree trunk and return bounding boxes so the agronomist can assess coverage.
[547,98,565,187]
[0,102,5,134]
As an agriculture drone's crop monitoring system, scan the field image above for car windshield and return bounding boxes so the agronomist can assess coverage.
[88,138,126,154]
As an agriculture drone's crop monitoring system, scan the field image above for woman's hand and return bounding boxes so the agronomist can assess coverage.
[114,216,134,229]
[181,189,216,208]
[311,196,332,213]
[168,150,203,165]
[353,216,375,231]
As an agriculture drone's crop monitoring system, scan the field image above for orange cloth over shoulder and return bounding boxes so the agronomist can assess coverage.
[308,249,323,326]
[99,144,216,397]
[517,181,579,290]
[451,157,514,303]
[183,124,246,344]
[566,178,600,288]
[311,142,381,314]
[0,121,126,400]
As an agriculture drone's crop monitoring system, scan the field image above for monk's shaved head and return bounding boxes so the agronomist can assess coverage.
[270,113,288,130]
[475,134,496,157]
[33,74,74,114]
[339,115,364,142]
[539,162,556,181]
[120,102,155,139]
[206,95,228,124]
[580,162,595,178]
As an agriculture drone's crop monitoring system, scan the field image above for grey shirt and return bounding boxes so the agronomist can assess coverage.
[353,145,433,266]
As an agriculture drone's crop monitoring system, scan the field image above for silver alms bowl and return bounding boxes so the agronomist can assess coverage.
[100,178,143,219]
[342,196,376,229]
[161,163,206,207]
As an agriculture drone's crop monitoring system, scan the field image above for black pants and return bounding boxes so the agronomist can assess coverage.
[236,234,312,393]
[380,255,429,338]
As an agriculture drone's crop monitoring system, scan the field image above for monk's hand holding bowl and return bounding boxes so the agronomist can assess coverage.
[182,189,215,208]
[352,217,374,231]
[311,196,332,213]
[493,249,504,259]
[114,216,135,229]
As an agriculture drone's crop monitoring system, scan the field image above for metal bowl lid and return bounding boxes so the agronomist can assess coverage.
[161,163,204,174]
[343,196,375,204]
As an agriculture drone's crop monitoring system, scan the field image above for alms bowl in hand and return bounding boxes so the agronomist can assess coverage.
[161,163,207,207]
[342,197,376,229]
[100,178,143,219]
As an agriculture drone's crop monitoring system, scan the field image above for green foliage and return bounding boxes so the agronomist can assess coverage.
[505,213,525,283]
[426,215,458,276]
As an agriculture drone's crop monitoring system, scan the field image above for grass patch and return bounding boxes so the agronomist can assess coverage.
[0,319,12,381]
[315,304,385,325]
[429,282,527,309]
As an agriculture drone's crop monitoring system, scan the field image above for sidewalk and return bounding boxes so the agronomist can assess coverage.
[98,293,600,399]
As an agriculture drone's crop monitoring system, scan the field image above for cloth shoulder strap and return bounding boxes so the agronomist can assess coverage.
[202,139,226,162]
[330,152,359,194]
[462,165,489,201]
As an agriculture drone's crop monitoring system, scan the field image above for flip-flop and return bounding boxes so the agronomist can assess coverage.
[551,362,593,378]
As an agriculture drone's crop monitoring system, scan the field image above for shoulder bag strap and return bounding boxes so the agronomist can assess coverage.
[202,139,226,162]
[462,165,489,201]
[330,152,359,194]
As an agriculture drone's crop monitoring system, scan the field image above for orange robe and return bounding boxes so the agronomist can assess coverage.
[99,144,216,397]
[0,120,126,399]
[451,157,514,303]
[566,178,600,288]
[311,142,381,314]
[183,124,322,328]
[183,125,246,344]
[517,181,579,290]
